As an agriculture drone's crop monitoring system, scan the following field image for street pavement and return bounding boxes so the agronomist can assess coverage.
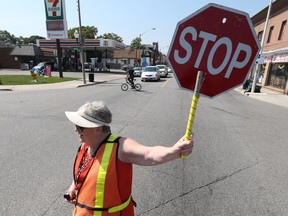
[1,68,287,109]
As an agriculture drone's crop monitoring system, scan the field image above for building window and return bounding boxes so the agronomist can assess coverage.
[267,26,274,43]
[258,31,263,42]
[278,20,287,40]
[268,63,288,89]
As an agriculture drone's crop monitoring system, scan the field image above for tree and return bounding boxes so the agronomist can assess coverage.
[130,37,145,50]
[0,30,45,45]
[0,30,16,44]
[27,35,45,44]
[68,26,98,39]
[97,33,123,43]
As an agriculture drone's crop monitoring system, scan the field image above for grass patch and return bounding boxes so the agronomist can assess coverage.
[0,75,79,85]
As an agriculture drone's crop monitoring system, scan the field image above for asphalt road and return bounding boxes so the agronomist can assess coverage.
[0,75,287,216]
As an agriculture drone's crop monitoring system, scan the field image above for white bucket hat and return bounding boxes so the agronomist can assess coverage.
[65,111,108,128]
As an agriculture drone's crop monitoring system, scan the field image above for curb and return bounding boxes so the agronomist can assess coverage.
[77,81,106,88]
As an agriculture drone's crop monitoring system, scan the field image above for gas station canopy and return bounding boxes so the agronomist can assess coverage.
[36,38,126,51]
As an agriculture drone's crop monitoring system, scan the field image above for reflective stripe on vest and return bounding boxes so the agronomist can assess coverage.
[94,135,116,216]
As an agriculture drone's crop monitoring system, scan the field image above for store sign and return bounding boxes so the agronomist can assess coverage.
[44,0,68,39]
[265,52,288,63]
[46,20,64,31]
[272,52,288,63]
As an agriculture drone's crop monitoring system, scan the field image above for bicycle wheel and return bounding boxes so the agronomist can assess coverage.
[135,83,142,91]
[121,83,129,91]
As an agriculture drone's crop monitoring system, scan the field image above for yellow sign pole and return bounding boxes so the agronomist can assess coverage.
[182,71,204,159]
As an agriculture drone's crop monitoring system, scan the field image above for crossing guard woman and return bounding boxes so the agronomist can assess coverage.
[64,101,194,216]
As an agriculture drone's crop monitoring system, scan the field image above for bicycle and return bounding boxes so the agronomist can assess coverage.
[121,78,142,91]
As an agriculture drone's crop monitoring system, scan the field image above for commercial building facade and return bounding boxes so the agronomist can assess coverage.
[252,0,288,94]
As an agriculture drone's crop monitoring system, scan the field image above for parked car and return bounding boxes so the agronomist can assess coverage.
[141,66,161,81]
[122,65,131,71]
[132,67,142,77]
[167,66,173,73]
[156,64,168,77]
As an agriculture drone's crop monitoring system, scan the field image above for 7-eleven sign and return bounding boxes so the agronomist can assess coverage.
[44,0,68,39]
[44,0,65,20]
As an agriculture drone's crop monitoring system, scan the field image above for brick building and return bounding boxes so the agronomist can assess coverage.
[252,0,288,94]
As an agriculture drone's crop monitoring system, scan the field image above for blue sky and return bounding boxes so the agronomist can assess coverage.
[1,0,270,54]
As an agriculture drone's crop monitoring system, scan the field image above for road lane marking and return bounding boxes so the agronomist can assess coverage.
[161,78,172,88]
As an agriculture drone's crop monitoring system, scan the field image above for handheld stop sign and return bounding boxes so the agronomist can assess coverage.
[167,3,260,158]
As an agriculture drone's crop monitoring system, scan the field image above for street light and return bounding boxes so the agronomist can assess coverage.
[138,27,156,66]
[74,30,79,43]
[74,30,80,70]
[139,27,156,42]
[76,0,86,84]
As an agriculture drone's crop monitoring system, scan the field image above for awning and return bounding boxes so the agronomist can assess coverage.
[36,38,126,51]
[263,48,288,63]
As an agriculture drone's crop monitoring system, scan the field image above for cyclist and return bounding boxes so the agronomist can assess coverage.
[126,66,135,89]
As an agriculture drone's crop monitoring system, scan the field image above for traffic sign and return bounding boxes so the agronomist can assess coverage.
[168,3,260,98]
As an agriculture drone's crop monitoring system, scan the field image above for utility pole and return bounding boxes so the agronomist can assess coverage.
[56,39,63,78]
[251,0,273,92]
[76,0,86,84]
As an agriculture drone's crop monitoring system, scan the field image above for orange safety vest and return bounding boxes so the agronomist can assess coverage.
[73,134,134,216]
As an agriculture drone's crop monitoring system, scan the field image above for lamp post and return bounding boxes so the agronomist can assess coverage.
[74,30,79,71]
[139,27,156,41]
[138,27,156,67]
[76,0,86,84]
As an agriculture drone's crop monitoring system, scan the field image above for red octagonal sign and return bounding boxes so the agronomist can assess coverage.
[168,4,260,98]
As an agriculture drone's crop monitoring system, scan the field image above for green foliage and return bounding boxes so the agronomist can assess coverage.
[0,30,16,44]
[27,35,46,44]
[1,27,126,46]
[0,30,45,45]
[0,75,78,85]
[68,26,98,39]
[97,33,123,43]
[130,37,145,50]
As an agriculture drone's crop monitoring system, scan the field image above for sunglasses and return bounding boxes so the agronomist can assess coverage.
[75,125,84,132]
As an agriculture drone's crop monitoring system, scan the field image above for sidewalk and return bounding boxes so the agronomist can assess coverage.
[234,86,288,109]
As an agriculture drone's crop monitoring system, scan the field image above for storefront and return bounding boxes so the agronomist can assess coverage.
[262,50,288,94]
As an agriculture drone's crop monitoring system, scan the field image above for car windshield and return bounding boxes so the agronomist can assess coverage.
[144,67,157,72]
[157,66,164,69]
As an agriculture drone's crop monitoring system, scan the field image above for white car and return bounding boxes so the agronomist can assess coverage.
[156,65,168,77]
[141,66,161,81]
[132,67,142,77]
